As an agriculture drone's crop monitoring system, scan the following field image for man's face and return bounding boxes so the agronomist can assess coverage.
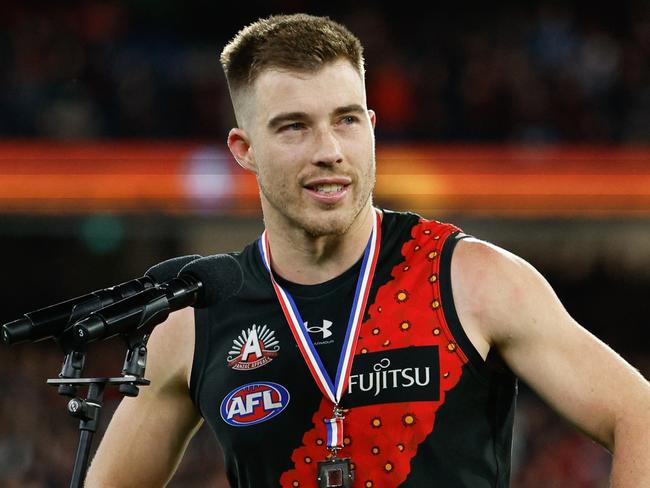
[235,59,376,237]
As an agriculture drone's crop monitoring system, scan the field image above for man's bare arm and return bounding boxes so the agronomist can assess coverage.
[85,307,201,487]
[452,238,650,487]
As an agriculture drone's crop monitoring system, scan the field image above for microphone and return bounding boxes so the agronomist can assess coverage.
[1,255,201,345]
[73,254,243,344]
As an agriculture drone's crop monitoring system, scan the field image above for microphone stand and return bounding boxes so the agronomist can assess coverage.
[49,330,151,488]
[47,375,150,488]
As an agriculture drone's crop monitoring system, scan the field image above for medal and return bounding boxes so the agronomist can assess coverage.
[317,457,354,488]
[318,405,354,487]
[259,208,381,485]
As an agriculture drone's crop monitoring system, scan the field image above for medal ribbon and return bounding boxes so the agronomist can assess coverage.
[325,416,344,449]
[258,208,381,406]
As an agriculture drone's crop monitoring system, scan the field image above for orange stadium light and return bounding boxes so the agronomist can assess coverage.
[375,145,650,217]
[0,141,648,217]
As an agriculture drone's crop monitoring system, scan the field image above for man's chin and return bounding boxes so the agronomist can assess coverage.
[301,198,374,238]
[302,218,349,238]
[297,207,355,238]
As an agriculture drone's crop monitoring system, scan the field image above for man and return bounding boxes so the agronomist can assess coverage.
[86,14,650,487]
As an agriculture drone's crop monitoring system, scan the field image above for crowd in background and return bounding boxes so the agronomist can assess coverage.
[0,1,649,142]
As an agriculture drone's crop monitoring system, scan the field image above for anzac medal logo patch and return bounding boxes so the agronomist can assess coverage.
[227,324,280,371]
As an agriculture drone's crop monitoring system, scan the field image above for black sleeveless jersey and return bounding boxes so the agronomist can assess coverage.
[190,210,516,487]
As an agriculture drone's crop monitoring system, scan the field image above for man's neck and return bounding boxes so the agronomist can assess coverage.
[264,206,376,285]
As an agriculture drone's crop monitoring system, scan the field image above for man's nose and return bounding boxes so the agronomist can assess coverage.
[312,126,343,166]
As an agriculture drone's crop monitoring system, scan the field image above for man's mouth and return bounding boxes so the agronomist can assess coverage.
[302,178,351,203]
[311,183,345,194]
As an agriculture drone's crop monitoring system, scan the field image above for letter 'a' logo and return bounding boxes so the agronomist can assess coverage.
[227,324,280,371]
[220,382,290,426]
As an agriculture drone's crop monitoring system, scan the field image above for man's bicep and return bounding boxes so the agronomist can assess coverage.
[489,251,646,450]
[86,386,203,487]
[86,308,202,487]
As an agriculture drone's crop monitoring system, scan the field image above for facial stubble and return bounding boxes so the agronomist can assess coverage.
[257,157,376,239]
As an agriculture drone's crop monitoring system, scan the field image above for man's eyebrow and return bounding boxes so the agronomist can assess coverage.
[267,105,367,130]
[267,112,310,130]
[332,104,366,116]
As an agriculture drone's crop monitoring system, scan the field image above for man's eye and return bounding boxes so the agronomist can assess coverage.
[283,122,304,131]
[341,115,358,125]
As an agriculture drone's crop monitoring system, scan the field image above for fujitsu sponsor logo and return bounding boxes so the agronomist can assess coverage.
[220,382,290,427]
[341,346,440,408]
[227,324,280,371]
[347,358,431,397]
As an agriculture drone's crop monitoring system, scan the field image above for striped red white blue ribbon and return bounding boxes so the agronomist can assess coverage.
[325,416,345,449]
[257,208,382,406]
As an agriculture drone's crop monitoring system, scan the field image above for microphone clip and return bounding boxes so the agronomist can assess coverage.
[119,333,150,397]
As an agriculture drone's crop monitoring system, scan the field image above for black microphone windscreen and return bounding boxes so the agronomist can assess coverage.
[179,254,243,308]
[145,254,202,283]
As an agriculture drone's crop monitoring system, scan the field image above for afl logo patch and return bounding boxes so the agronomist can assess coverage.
[220,382,290,427]
[227,324,280,370]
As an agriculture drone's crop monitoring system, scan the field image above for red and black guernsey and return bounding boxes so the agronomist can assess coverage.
[190,210,516,487]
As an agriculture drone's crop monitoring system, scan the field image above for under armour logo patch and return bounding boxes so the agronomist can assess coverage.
[305,319,333,339]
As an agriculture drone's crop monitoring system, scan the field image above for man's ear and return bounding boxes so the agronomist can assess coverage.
[368,109,377,129]
[227,128,256,172]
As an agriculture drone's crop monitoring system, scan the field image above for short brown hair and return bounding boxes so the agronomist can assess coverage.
[220,14,365,94]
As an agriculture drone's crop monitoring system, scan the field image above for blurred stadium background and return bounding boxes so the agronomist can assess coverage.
[1,1,648,486]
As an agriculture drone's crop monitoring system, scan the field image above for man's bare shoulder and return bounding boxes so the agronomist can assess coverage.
[455,233,534,270]
[450,236,553,349]
[145,307,196,390]
[451,236,531,303]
